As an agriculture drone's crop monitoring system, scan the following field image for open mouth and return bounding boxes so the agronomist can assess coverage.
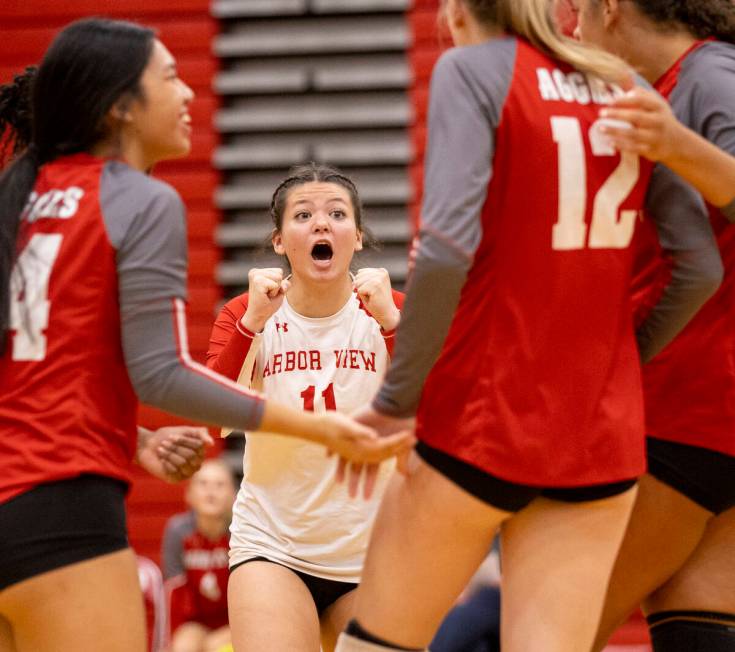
[311,242,333,261]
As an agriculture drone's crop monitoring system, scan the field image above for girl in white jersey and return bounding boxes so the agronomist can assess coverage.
[206,163,405,652]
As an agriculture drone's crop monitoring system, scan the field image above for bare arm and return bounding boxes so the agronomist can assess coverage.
[601,88,735,214]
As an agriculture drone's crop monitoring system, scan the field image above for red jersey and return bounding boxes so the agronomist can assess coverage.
[0,154,137,503]
[375,39,717,487]
[417,42,654,486]
[636,41,735,457]
[169,530,230,632]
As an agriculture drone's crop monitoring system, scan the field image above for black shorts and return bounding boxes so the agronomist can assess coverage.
[0,474,129,591]
[230,557,357,615]
[647,437,735,515]
[417,441,638,513]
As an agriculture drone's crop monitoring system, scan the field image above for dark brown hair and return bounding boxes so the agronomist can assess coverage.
[628,0,735,44]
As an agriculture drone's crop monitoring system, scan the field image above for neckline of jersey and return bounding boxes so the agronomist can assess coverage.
[282,292,357,324]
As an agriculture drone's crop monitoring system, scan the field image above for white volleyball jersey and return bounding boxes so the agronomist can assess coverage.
[229,293,396,582]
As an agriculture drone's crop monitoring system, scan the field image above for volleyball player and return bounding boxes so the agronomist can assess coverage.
[570,1,735,650]
[0,19,410,652]
[332,0,724,650]
[206,163,404,652]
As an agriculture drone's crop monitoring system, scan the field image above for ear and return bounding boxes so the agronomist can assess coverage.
[272,230,286,256]
[446,0,467,30]
[354,230,364,253]
[108,97,134,125]
[601,0,620,28]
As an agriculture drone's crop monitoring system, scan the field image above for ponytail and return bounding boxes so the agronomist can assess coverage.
[464,0,632,83]
[0,150,39,353]
[0,67,36,166]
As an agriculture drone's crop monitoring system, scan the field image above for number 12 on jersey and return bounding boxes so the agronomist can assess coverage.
[551,116,641,251]
[300,383,337,412]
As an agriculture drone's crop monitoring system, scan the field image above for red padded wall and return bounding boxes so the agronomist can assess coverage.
[0,0,223,563]
[408,0,445,229]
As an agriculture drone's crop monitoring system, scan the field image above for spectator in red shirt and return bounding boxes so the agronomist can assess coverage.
[168,460,236,652]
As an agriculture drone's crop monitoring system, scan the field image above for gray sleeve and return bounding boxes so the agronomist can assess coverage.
[101,164,265,431]
[674,43,735,221]
[373,42,515,416]
[160,511,196,579]
[637,163,723,362]
[684,45,735,158]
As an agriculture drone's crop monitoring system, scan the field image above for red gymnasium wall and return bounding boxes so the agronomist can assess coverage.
[0,0,221,563]
[408,0,444,228]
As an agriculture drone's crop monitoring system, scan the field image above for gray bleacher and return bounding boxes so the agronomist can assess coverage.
[212,0,413,296]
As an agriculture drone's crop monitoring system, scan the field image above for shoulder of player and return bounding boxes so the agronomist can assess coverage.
[679,41,735,95]
[101,160,184,214]
[434,37,517,83]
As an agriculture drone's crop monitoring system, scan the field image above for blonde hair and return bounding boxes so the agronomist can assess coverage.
[463,0,631,83]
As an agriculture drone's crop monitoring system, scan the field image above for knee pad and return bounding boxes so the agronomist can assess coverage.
[648,610,735,652]
[334,620,426,652]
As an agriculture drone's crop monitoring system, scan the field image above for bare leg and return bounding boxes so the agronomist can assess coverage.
[0,549,146,652]
[645,506,735,614]
[228,561,320,652]
[501,487,638,652]
[171,622,208,652]
[350,457,507,649]
[202,626,232,652]
[592,475,711,651]
[321,589,357,652]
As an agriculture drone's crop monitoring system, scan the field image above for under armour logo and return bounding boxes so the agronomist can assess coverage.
[276,322,289,332]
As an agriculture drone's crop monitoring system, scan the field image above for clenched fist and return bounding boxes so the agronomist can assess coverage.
[353,267,400,332]
[241,267,291,333]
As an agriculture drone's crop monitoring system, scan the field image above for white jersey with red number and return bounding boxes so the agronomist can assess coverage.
[224,294,396,582]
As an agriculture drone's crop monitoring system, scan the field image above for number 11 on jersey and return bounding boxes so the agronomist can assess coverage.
[300,383,337,412]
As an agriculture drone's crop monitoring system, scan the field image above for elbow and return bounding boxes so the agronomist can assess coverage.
[698,255,724,302]
[128,361,177,408]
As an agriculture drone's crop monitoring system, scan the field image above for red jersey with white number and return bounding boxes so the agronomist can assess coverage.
[169,530,229,631]
[0,154,137,503]
[634,41,735,457]
[412,41,659,486]
[207,290,402,581]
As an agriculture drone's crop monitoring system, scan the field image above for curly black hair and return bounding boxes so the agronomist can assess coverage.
[0,66,36,165]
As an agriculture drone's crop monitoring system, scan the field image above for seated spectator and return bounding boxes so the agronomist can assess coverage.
[431,547,502,652]
[168,460,236,652]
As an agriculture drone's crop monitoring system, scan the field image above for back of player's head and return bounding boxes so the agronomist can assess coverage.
[626,0,735,44]
[0,17,156,353]
[444,0,631,83]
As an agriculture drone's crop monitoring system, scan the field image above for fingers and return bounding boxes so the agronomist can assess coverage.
[335,457,347,484]
[362,464,380,500]
[353,268,390,296]
[249,268,286,297]
[609,87,667,112]
[348,462,364,498]
[600,107,658,130]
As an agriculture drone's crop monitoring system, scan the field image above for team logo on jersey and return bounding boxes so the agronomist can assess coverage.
[276,321,289,333]
[199,571,221,602]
